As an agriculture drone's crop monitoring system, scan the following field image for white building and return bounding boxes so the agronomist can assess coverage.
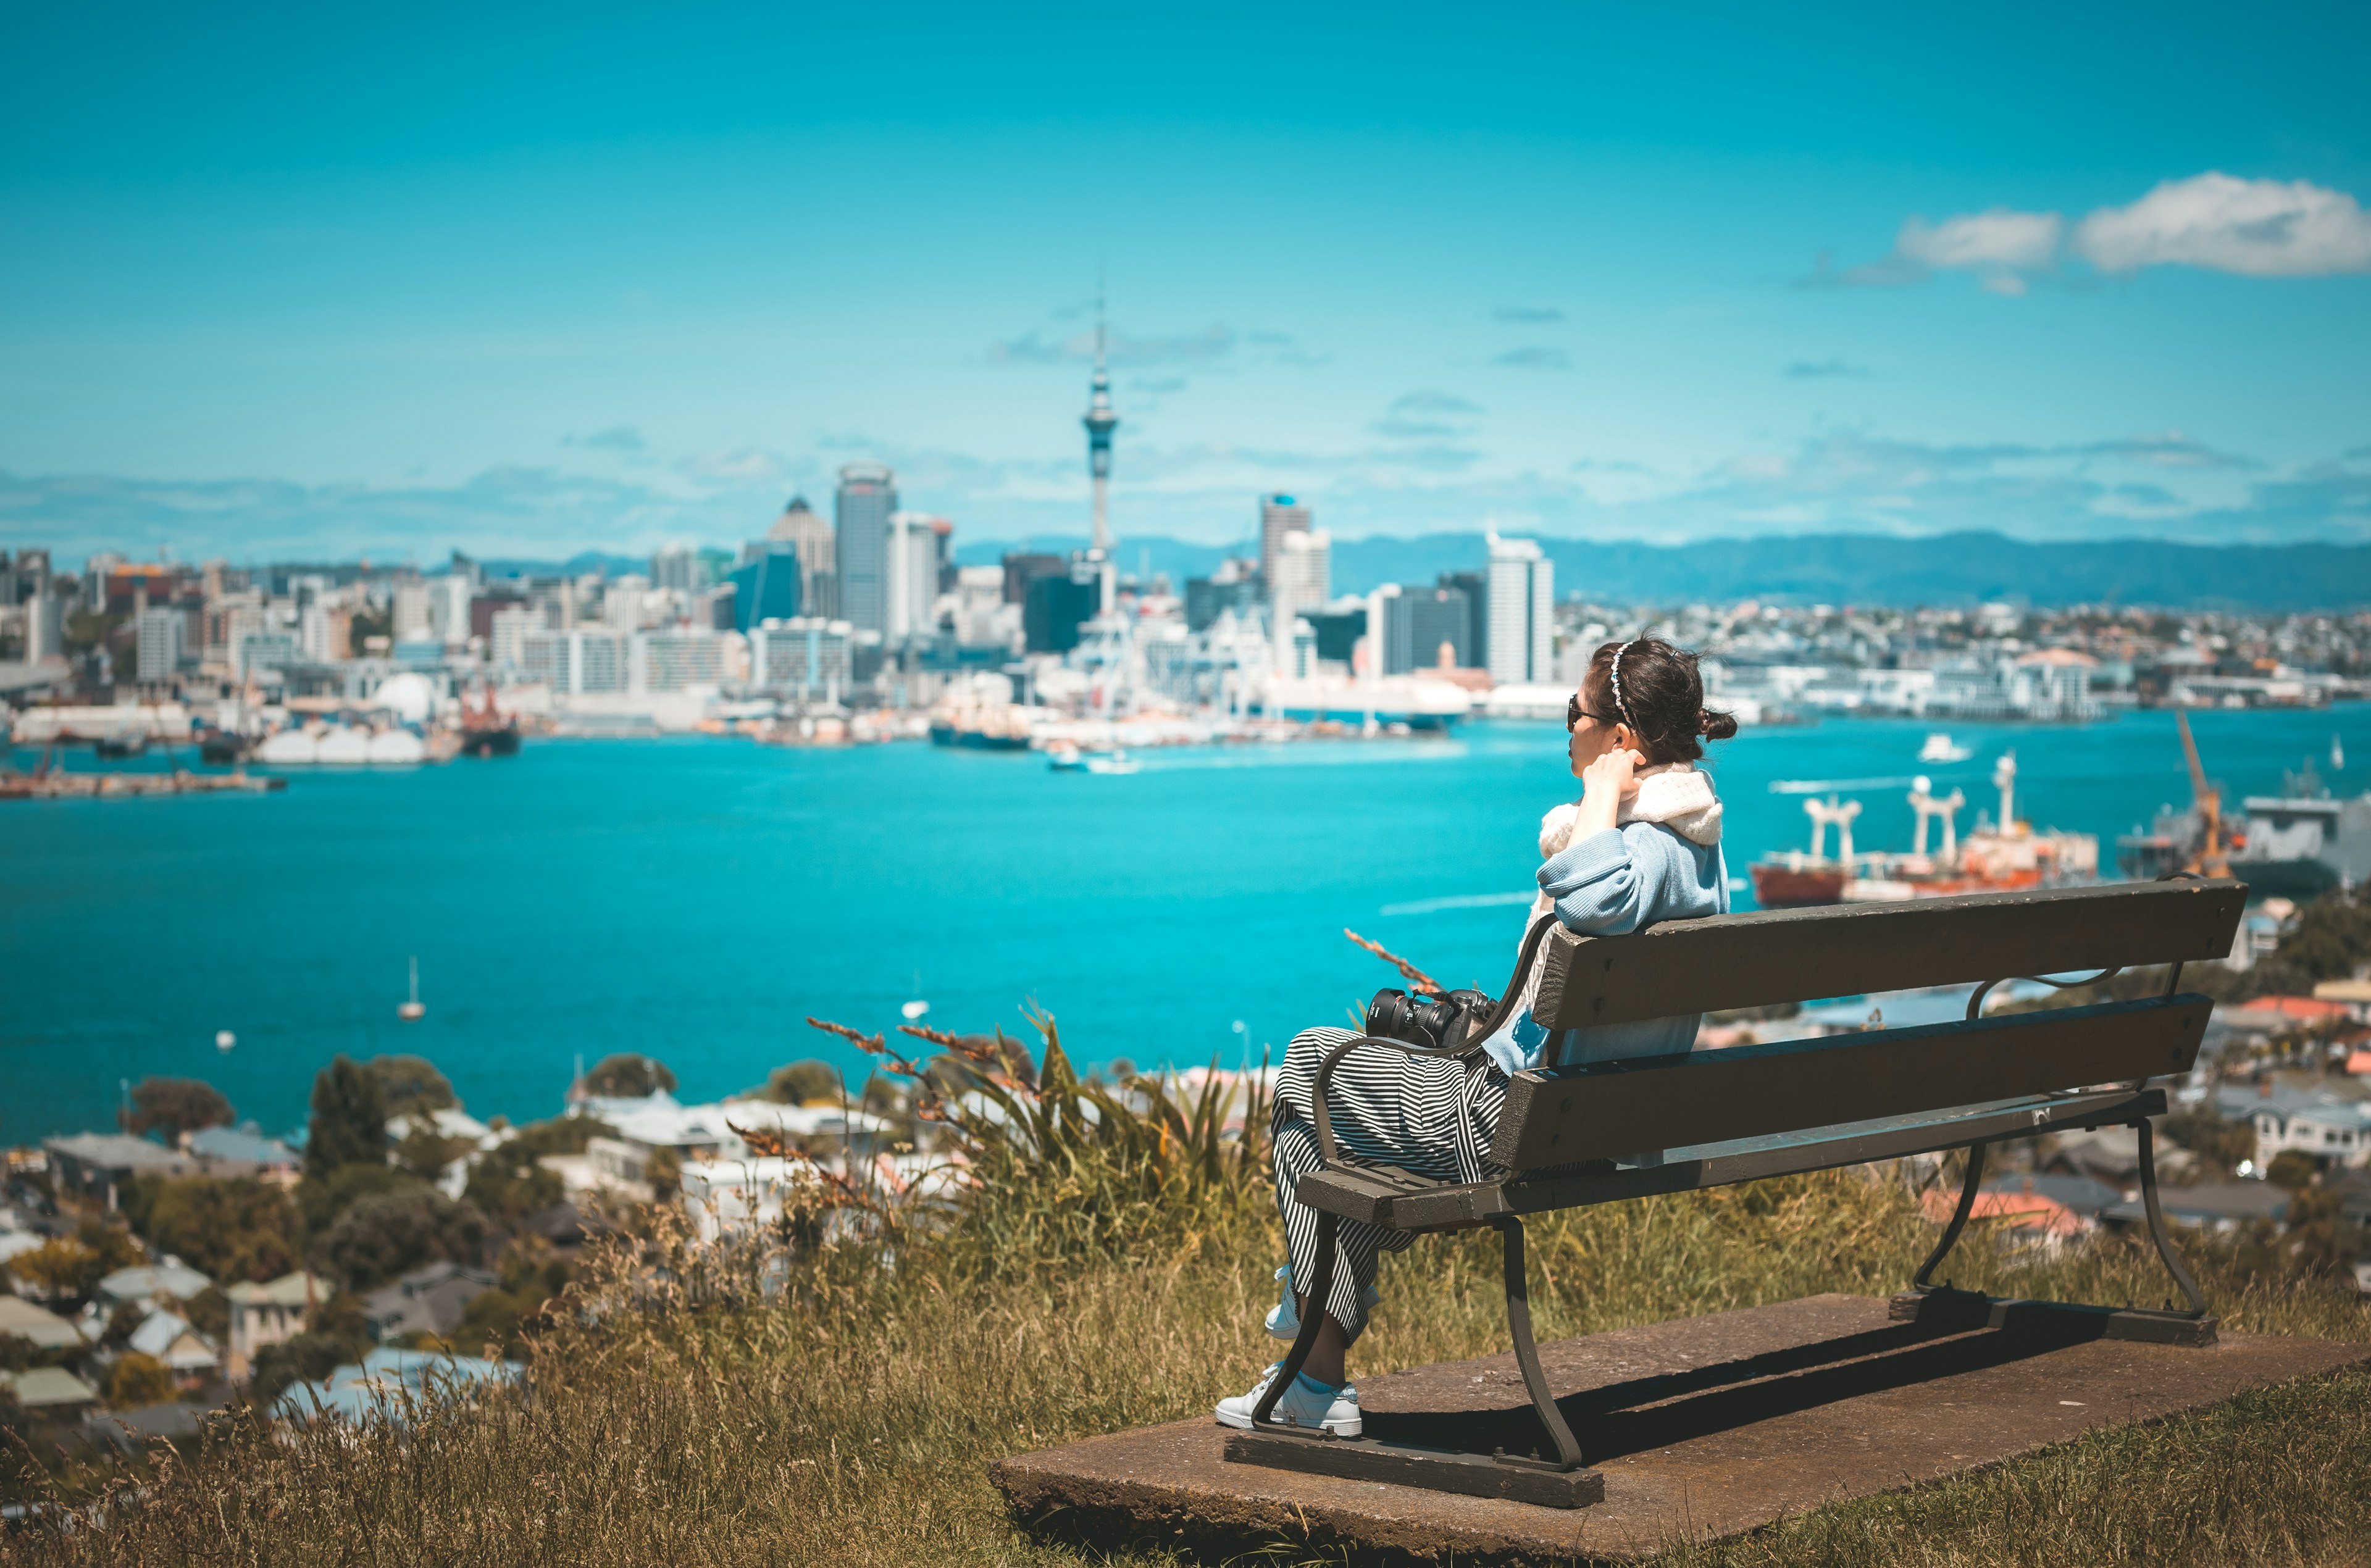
[489,605,537,670]
[749,618,854,702]
[135,606,186,682]
[633,629,730,692]
[2235,1084,2371,1169]
[235,631,299,681]
[886,512,946,643]
[429,573,474,648]
[521,630,630,695]
[392,581,433,642]
[1486,534,1553,687]
[1274,529,1331,617]
[1259,494,1311,598]
[605,575,650,633]
[650,544,701,594]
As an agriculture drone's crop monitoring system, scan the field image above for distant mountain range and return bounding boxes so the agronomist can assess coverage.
[956,531,2371,611]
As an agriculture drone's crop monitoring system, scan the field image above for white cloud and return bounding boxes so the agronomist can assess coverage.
[2073,172,2371,277]
[1896,209,2064,272]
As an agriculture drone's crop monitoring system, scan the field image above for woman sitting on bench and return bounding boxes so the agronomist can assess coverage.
[1218,637,1737,1437]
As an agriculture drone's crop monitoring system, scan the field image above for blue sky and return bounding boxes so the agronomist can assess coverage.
[4,1,2369,565]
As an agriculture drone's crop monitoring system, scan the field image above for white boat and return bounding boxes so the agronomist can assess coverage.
[1047,743,1087,772]
[315,727,372,765]
[254,728,320,765]
[1083,750,1140,775]
[1918,733,1972,764]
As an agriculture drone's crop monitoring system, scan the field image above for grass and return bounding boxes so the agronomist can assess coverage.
[9,1025,2367,1567]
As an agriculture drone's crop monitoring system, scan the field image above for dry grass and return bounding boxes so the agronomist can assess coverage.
[7,1063,2366,1567]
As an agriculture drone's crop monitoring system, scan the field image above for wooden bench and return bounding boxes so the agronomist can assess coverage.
[1229,877,2249,1509]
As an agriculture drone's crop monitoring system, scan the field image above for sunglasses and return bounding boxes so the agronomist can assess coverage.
[1566,694,1623,732]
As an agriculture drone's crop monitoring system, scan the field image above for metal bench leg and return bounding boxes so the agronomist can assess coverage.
[2136,1117,2210,1318]
[1497,1216,1585,1471]
[1250,1211,1337,1430]
[1912,1140,1987,1291]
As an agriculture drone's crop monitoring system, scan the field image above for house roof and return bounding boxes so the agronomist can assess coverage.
[40,1133,192,1173]
[99,1262,212,1304]
[2106,1181,2289,1225]
[2238,995,2353,1020]
[127,1310,219,1370]
[2,1367,99,1409]
[1986,1173,2124,1217]
[186,1125,300,1167]
[360,1262,496,1340]
[2214,1082,2371,1130]
[225,1271,323,1309]
[0,1295,85,1349]
[275,1347,522,1424]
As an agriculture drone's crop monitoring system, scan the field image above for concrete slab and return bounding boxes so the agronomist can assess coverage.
[991,1294,2370,1564]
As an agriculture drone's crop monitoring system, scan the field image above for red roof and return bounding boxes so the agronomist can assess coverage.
[2239,996,2353,1020]
[2347,1049,2371,1077]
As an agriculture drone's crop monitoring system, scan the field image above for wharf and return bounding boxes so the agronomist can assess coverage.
[0,770,285,799]
[992,1293,2369,1564]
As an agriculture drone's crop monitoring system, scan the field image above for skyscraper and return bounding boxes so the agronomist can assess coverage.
[834,463,898,636]
[1080,302,1121,615]
[886,512,949,642]
[1274,529,1331,616]
[1485,535,1553,686]
[1260,495,1311,599]
[767,496,836,619]
[650,544,700,594]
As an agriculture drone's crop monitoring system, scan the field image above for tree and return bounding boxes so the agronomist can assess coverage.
[366,1055,459,1118]
[126,1177,302,1285]
[122,1078,234,1141]
[2266,1149,2322,1191]
[297,1162,420,1236]
[583,1054,676,1098]
[12,1222,143,1301]
[2161,1109,2256,1177]
[758,1060,840,1105]
[313,1190,488,1293]
[106,1352,176,1409]
[304,1056,388,1182]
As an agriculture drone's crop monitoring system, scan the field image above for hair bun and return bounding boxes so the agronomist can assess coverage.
[1697,707,1739,741]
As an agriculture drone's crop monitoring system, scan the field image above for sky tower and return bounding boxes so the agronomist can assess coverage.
[1081,299,1119,610]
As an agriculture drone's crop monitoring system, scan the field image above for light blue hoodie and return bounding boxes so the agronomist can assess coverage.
[1479,794,1731,1080]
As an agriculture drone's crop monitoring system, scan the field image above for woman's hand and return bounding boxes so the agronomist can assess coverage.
[1571,746,1648,840]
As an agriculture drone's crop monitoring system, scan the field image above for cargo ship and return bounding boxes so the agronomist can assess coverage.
[460,683,522,759]
[1750,753,2097,908]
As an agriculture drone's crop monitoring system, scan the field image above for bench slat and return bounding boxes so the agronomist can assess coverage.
[1536,878,2245,1030]
[1296,1086,2166,1232]
[1491,993,2209,1170]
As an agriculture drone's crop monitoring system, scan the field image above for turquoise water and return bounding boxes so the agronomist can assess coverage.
[4,707,2364,1141]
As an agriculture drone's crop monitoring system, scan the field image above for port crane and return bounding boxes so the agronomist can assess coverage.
[2176,709,2230,877]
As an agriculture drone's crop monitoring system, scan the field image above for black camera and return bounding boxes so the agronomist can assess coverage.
[1363,986,1495,1052]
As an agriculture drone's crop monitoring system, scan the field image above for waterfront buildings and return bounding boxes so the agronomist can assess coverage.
[1381,582,1475,674]
[766,496,836,619]
[1485,535,1553,686]
[886,512,948,642]
[1258,494,1311,598]
[835,463,898,636]
[135,606,186,684]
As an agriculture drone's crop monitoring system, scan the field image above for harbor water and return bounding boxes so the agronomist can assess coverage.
[5,707,2367,1141]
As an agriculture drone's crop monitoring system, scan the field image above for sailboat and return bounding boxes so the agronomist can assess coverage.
[398,956,425,1021]
[2333,733,2346,772]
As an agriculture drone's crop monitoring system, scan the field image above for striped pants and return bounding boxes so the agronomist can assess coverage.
[1270,1026,1510,1345]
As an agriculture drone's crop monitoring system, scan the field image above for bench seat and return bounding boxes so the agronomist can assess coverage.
[1297,1085,2165,1233]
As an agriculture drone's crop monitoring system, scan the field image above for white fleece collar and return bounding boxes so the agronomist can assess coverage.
[1537,761,1723,857]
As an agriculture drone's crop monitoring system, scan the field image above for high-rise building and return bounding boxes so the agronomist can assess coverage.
[767,496,837,618]
[886,512,948,642]
[1485,535,1553,686]
[1082,307,1120,611]
[1441,570,1488,673]
[728,544,802,632]
[1382,583,1474,673]
[135,606,186,683]
[1274,530,1331,619]
[1024,569,1101,654]
[1186,557,1264,632]
[834,464,898,636]
[605,575,650,633]
[429,573,474,647]
[650,544,701,594]
[490,606,537,670]
[1260,496,1311,599]
[392,581,433,642]
[748,618,853,702]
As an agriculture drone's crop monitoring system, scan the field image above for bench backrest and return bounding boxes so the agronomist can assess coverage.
[1489,878,2246,1173]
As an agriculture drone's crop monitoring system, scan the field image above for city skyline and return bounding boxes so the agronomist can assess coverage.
[4,2,2368,564]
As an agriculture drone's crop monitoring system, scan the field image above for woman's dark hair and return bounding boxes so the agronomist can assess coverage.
[1583,638,1737,763]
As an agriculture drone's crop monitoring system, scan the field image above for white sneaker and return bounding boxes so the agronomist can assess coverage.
[1265,1264,1381,1341]
[1215,1361,1362,1437]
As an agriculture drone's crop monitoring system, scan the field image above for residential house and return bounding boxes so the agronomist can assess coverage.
[1,1367,99,1419]
[2102,1181,2288,1233]
[0,1295,86,1353]
[96,1262,211,1313]
[360,1262,497,1344]
[2216,1082,2371,1169]
[274,1346,522,1425]
[125,1309,220,1382]
[185,1125,302,1185]
[224,1270,323,1381]
[41,1133,193,1209]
